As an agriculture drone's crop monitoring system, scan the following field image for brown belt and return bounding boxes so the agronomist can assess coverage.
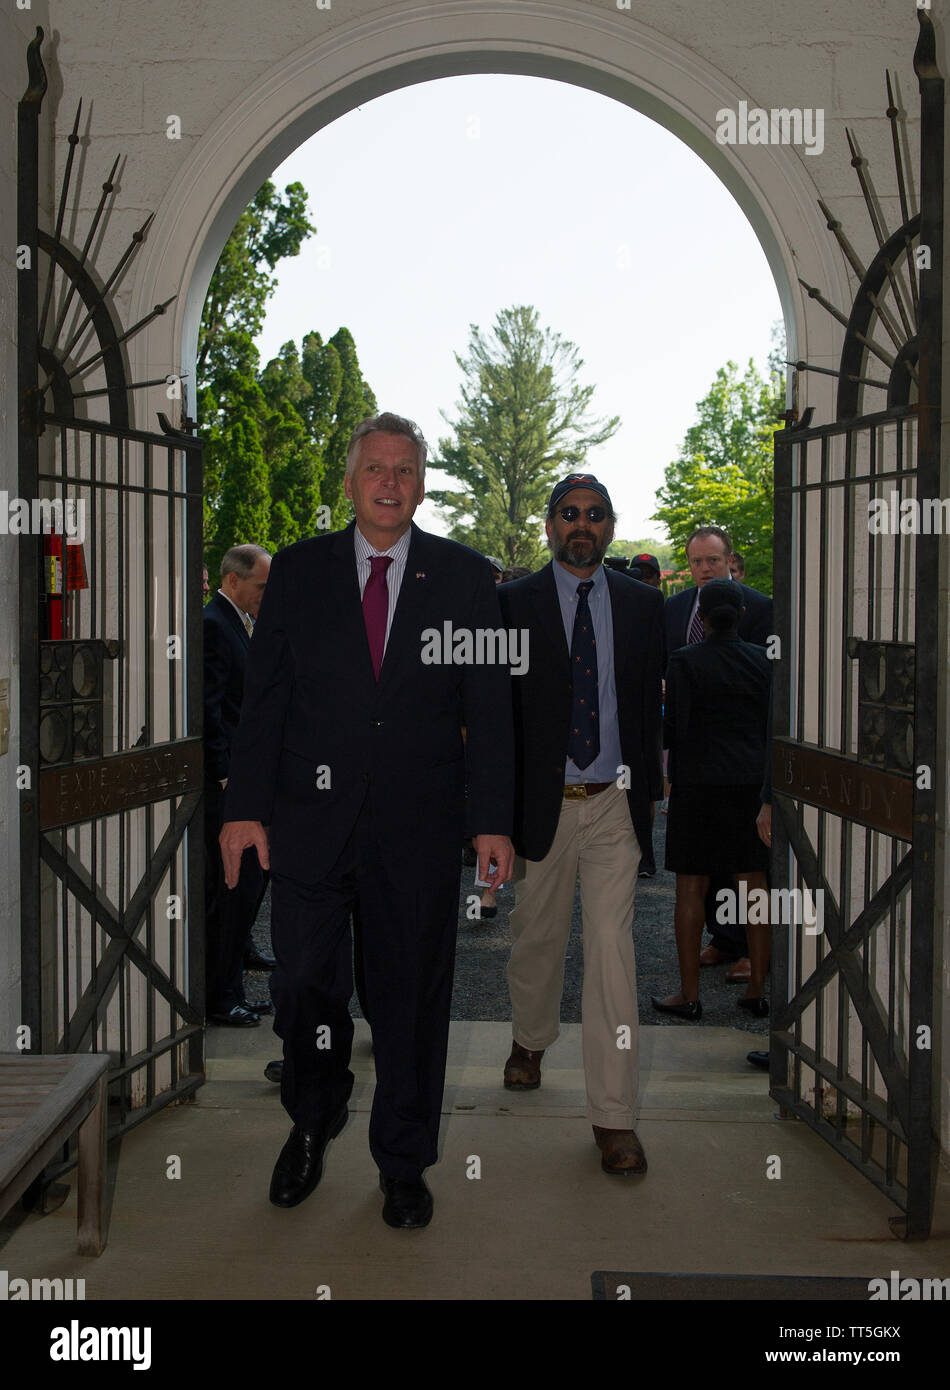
[563,782,612,800]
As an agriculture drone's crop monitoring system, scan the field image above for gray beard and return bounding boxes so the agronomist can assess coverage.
[552,534,609,568]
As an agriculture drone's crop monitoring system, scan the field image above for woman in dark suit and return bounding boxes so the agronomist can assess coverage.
[651,580,771,1020]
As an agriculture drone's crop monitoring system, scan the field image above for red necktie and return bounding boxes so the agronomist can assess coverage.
[363,555,393,679]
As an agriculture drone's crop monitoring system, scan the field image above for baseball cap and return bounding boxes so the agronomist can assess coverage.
[632,552,660,575]
[548,473,613,512]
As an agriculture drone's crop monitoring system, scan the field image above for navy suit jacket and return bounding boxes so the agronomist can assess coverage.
[203,591,250,783]
[223,521,514,886]
[498,563,664,863]
[663,581,773,668]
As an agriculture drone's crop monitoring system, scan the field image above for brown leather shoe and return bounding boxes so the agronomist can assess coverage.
[503,1041,544,1090]
[592,1125,648,1176]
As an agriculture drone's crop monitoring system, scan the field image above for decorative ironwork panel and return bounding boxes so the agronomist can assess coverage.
[769,13,941,1242]
[18,30,206,1148]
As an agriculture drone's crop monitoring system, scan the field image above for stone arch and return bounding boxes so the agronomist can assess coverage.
[127,1,848,422]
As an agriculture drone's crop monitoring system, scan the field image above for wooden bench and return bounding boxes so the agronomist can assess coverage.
[0,1053,111,1256]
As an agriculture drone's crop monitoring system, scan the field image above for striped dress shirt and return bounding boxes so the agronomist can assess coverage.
[353,524,412,653]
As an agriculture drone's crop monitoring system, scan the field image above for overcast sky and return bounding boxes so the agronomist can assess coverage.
[256,74,783,548]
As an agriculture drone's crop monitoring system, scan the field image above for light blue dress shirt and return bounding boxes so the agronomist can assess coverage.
[552,561,623,784]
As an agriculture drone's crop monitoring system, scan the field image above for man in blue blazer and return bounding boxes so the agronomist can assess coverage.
[497,474,664,1176]
[220,413,514,1228]
[203,545,272,1027]
[663,526,773,658]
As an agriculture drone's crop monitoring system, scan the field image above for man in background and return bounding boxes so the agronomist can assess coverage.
[204,544,274,1026]
[629,552,662,591]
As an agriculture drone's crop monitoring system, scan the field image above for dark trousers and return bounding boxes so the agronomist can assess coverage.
[204,779,268,1013]
[270,801,459,1180]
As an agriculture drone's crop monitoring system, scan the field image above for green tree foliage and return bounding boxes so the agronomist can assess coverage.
[197,181,315,406]
[197,182,376,575]
[321,328,378,529]
[429,305,620,569]
[213,417,271,558]
[607,537,678,571]
[652,351,785,594]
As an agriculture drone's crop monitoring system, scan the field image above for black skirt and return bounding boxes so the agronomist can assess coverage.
[665,782,769,875]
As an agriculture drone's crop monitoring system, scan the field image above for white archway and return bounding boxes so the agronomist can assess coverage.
[127,1,849,423]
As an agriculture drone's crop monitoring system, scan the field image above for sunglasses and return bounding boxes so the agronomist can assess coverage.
[556,505,608,523]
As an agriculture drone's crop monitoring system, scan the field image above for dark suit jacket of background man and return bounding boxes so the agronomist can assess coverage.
[663,581,773,668]
[203,589,266,1012]
[498,564,664,863]
[222,520,514,880]
[204,590,252,783]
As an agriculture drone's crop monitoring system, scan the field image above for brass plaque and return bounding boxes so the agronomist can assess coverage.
[772,739,913,841]
[40,738,203,829]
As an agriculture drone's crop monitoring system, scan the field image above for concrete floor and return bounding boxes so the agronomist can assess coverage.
[2,1021,948,1300]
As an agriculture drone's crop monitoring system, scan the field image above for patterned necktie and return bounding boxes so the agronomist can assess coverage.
[568,580,599,770]
[242,612,253,639]
[363,555,393,679]
[688,601,705,644]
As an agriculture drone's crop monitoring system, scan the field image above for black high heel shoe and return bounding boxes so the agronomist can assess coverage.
[738,997,769,1017]
[651,996,702,1021]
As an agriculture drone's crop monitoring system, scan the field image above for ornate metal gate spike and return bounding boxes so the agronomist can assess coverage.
[58,212,157,366]
[37,101,81,348]
[885,72,913,230]
[789,62,927,422]
[22,31,177,428]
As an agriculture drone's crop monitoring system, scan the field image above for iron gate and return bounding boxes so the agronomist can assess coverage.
[770,12,942,1239]
[17,29,206,1142]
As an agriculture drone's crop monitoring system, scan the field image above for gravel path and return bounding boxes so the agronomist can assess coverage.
[249,810,769,1038]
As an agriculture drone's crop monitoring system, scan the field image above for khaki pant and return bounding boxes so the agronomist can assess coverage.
[507,784,641,1127]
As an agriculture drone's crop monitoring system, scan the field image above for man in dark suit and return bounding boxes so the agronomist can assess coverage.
[203,544,273,1027]
[663,526,772,656]
[663,526,773,975]
[497,474,663,1176]
[220,412,514,1228]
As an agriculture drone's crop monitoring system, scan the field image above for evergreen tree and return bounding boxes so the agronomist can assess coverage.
[197,182,377,561]
[198,182,314,563]
[210,418,272,576]
[322,328,378,528]
[430,305,620,569]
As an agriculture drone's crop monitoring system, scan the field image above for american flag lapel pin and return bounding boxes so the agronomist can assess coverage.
[415,571,426,579]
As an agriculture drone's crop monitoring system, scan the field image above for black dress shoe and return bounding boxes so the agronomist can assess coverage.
[747,1050,770,1070]
[208,1005,261,1027]
[379,1175,433,1229]
[241,996,274,1015]
[650,996,702,1021]
[738,997,769,1017]
[245,948,277,970]
[264,1060,283,1083]
[269,1106,348,1208]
